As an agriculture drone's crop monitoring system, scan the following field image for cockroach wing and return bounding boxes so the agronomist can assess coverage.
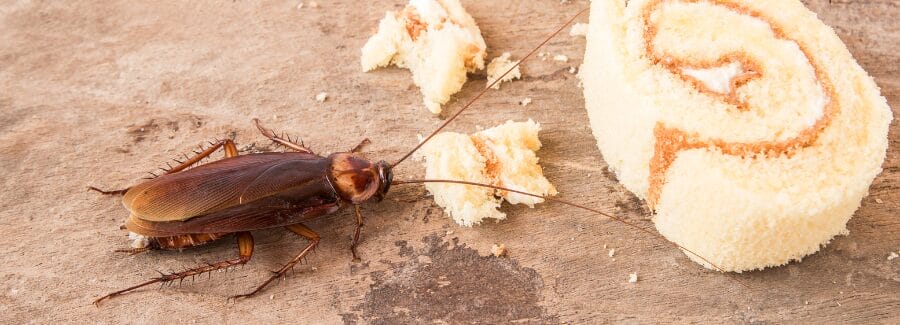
[123,152,330,222]
[125,195,341,236]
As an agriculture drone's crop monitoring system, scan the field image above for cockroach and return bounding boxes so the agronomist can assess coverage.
[91,7,736,306]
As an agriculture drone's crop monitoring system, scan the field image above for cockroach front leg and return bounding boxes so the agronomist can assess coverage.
[350,205,365,261]
[229,224,320,300]
[350,138,371,153]
[93,232,254,306]
[252,118,315,154]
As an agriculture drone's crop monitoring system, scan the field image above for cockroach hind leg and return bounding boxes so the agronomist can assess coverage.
[114,247,151,256]
[92,232,254,306]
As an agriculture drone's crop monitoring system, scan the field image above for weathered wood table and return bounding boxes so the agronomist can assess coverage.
[1,0,896,323]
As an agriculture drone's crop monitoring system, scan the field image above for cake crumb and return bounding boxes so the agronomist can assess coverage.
[569,23,588,37]
[553,54,569,62]
[361,0,486,114]
[888,251,899,261]
[296,2,304,9]
[875,198,883,204]
[628,273,638,283]
[308,1,318,8]
[519,97,532,107]
[315,92,328,102]
[269,294,275,300]
[608,248,616,257]
[417,120,556,226]
[491,244,508,257]
[128,232,149,249]
[446,230,454,236]
[486,52,521,90]
[568,66,577,74]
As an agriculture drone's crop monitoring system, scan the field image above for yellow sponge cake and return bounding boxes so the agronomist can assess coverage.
[581,0,892,271]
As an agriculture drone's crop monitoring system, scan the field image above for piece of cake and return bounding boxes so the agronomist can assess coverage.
[491,244,508,257]
[361,0,487,114]
[417,120,557,226]
[569,22,589,37]
[486,52,521,90]
[581,0,892,272]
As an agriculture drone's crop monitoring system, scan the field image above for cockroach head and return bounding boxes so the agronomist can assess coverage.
[327,153,392,204]
[375,160,393,201]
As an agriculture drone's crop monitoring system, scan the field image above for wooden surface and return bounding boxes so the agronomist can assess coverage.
[0,0,897,323]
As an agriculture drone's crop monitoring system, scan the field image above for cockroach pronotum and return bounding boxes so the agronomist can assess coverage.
[90,7,735,306]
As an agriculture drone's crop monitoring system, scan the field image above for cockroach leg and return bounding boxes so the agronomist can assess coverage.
[105,138,238,186]
[164,139,239,174]
[228,224,320,301]
[252,118,314,154]
[350,138,371,153]
[350,205,365,261]
[114,247,151,256]
[92,232,254,306]
[87,186,129,196]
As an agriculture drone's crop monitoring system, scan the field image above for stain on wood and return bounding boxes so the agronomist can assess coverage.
[344,234,553,323]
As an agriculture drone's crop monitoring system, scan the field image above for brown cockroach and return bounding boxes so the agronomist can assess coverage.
[91,7,735,306]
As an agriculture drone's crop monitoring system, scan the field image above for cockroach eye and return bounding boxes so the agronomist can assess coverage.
[376,160,393,200]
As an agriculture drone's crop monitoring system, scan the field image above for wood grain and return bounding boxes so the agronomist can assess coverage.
[0,0,895,323]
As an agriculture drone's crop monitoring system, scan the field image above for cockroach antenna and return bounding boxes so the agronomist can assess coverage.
[391,7,589,167]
